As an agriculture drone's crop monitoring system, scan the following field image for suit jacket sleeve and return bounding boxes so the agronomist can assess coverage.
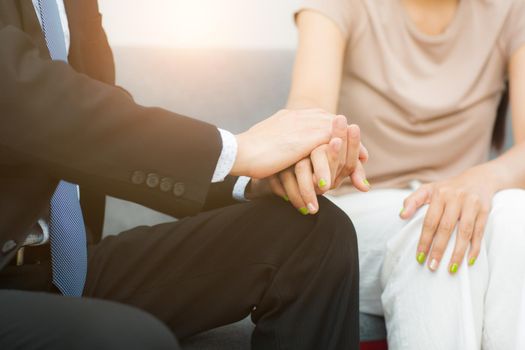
[0,21,223,218]
[202,176,243,212]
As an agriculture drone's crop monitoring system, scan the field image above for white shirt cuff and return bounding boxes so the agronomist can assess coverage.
[212,128,238,183]
[233,176,252,202]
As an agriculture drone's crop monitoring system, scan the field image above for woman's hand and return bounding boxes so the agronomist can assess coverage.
[267,123,370,215]
[400,165,499,274]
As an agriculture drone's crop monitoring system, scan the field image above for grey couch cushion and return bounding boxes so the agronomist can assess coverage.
[182,313,387,349]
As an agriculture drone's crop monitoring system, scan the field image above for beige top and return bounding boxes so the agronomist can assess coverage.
[297,0,525,193]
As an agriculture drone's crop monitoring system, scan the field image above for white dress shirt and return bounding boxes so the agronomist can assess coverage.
[31,0,250,200]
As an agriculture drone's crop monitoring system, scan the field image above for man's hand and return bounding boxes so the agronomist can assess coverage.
[267,123,369,214]
[230,109,337,179]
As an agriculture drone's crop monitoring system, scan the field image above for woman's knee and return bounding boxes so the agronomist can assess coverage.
[486,189,525,248]
[490,189,525,231]
[492,189,525,214]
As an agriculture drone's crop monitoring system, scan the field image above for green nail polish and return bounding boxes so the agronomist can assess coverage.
[318,178,327,188]
[283,195,289,202]
[400,207,405,216]
[450,263,459,274]
[468,257,476,266]
[299,207,309,215]
[363,179,370,186]
[416,252,426,264]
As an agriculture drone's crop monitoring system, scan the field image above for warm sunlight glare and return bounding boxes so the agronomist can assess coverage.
[99,0,300,49]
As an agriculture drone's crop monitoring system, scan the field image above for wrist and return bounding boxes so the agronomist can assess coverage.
[246,178,272,199]
[473,162,508,193]
[230,133,250,177]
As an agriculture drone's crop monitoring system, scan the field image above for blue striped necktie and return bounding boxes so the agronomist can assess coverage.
[38,0,88,297]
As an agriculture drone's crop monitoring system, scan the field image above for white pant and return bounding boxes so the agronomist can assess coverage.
[328,189,525,350]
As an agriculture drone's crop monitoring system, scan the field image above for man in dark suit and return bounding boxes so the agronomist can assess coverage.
[0,0,361,349]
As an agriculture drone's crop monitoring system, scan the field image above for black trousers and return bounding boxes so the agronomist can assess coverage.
[0,196,359,350]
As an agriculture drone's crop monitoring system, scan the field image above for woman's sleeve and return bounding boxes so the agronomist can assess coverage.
[503,0,525,59]
[295,0,355,39]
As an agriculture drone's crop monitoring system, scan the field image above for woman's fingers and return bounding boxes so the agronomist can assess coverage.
[279,169,308,214]
[349,161,369,192]
[426,198,461,272]
[332,125,361,186]
[332,116,349,177]
[359,143,369,163]
[344,125,361,176]
[279,159,319,215]
[294,158,319,214]
[329,137,343,184]
[268,175,287,200]
[468,207,490,267]
[448,196,480,273]
[401,186,432,220]
[310,139,342,192]
[310,146,331,190]
[415,191,445,266]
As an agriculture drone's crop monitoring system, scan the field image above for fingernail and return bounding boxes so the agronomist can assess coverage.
[299,207,309,215]
[450,263,459,274]
[363,179,370,187]
[349,124,359,137]
[468,257,476,266]
[429,259,439,271]
[283,195,289,202]
[416,252,426,265]
[336,116,347,129]
[307,203,316,213]
[318,178,327,188]
[400,207,406,216]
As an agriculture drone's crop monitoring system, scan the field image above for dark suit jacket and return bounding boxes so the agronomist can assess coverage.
[0,0,240,270]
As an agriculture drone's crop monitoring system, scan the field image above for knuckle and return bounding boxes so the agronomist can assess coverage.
[343,163,355,174]
[469,195,481,207]
[298,185,314,198]
[437,187,449,198]
[456,189,467,200]
[294,161,309,173]
[439,221,454,233]
[423,219,438,232]
[460,224,474,237]
[459,228,473,240]
[473,227,485,239]
[479,205,490,216]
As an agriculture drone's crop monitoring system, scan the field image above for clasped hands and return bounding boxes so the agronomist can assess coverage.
[231,109,369,214]
[231,108,498,275]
